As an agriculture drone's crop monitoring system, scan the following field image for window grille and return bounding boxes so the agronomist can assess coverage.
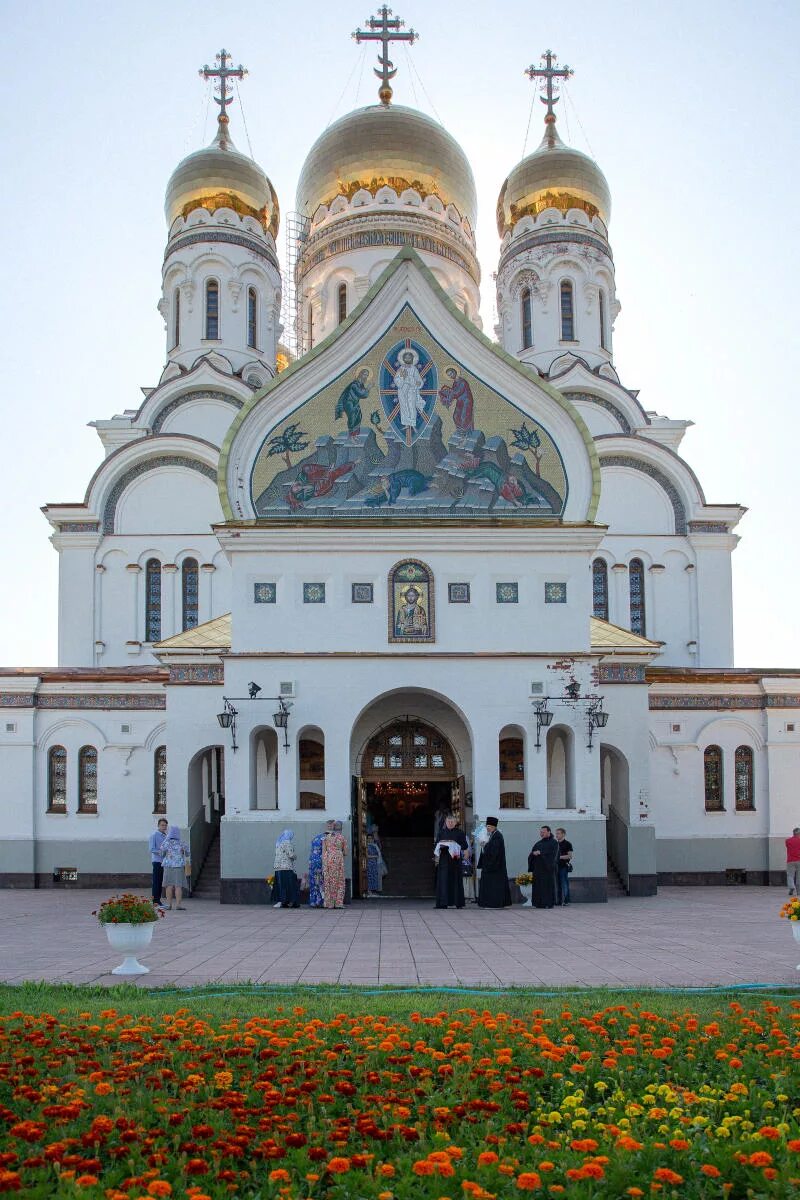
[78,746,98,813]
[145,558,162,643]
[47,745,67,813]
[205,279,219,339]
[592,558,609,621]
[181,558,199,631]
[337,283,347,325]
[247,287,258,349]
[521,287,533,349]
[629,558,646,636]
[704,745,724,811]
[734,746,754,810]
[153,746,167,814]
[560,280,575,340]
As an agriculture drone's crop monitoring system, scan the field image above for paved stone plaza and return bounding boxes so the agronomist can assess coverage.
[0,887,797,990]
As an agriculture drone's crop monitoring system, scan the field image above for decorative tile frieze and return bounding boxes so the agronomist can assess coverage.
[254,582,276,604]
[496,582,519,604]
[303,582,326,604]
[352,583,374,604]
[168,664,224,685]
[688,521,731,534]
[165,229,279,271]
[648,694,778,711]
[0,693,36,708]
[37,694,166,710]
[448,582,470,604]
[544,582,567,604]
[597,664,646,684]
[598,455,687,536]
[57,522,101,533]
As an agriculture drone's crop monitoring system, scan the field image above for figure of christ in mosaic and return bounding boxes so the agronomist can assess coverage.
[438,367,474,433]
[334,367,371,438]
[395,583,428,638]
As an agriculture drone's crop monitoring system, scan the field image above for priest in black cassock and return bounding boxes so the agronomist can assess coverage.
[528,825,559,908]
[434,813,468,909]
[477,817,511,908]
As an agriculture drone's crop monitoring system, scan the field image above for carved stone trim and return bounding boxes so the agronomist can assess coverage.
[499,229,613,274]
[648,694,800,711]
[0,693,165,710]
[597,664,646,683]
[599,455,686,535]
[0,693,36,708]
[165,229,279,272]
[57,522,101,534]
[299,216,479,284]
[151,390,243,434]
[563,391,631,435]
[688,521,731,534]
[103,456,218,533]
[168,664,224,685]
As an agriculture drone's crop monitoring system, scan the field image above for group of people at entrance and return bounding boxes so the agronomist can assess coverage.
[474,820,573,909]
[272,823,348,909]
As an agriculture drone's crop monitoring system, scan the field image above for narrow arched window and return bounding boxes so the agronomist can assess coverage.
[598,287,608,349]
[629,558,646,636]
[154,746,167,815]
[78,746,98,813]
[205,279,219,340]
[145,558,162,643]
[47,745,67,813]
[560,280,575,341]
[592,558,609,621]
[308,304,314,350]
[172,287,181,349]
[247,287,258,348]
[704,745,724,811]
[734,746,754,811]
[182,558,199,631]
[521,287,533,349]
[337,283,347,325]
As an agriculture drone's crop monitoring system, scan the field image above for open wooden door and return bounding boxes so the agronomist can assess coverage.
[350,776,369,898]
[451,775,466,826]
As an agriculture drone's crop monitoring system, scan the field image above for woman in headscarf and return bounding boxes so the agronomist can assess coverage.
[308,821,331,908]
[161,825,189,911]
[273,830,300,909]
[322,820,347,909]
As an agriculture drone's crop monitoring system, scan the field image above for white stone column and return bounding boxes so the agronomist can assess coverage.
[94,564,106,664]
[647,563,664,642]
[162,564,179,641]
[125,564,142,651]
[611,563,628,628]
[200,564,215,624]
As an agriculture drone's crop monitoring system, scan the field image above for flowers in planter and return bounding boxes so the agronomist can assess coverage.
[266,874,275,887]
[515,872,533,886]
[92,893,162,924]
[781,896,800,921]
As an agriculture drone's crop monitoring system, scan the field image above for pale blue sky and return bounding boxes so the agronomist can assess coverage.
[1,0,797,666]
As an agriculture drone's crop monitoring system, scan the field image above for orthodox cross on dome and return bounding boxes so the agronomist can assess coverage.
[353,6,418,106]
[199,49,248,126]
[525,49,573,124]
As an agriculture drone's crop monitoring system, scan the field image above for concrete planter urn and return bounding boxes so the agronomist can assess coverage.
[519,884,533,907]
[105,922,155,975]
[791,921,800,971]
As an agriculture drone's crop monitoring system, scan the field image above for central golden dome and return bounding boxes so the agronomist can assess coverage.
[296,104,477,230]
[165,119,280,237]
[496,120,610,237]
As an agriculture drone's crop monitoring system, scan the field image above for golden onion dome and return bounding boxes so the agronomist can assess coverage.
[165,118,280,237]
[496,119,611,237]
[296,104,477,230]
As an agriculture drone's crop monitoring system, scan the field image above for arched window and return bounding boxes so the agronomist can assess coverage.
[308,304,314,350]
[145,558,162,643]
[337,283,347,325]
[592,558,609,621]
[735,746,755,811]
[247,287,258,348]
[47,746,67,813]
[78,746,98,813]
[153,746,167,815]
[181,558,199,631]
[521,287,533,349]
[598,287,608,349]
[172,287,181,349]
[560,280,575,340]
[629,558,646,636]
[205,279,220,340]
[704,745,724,811]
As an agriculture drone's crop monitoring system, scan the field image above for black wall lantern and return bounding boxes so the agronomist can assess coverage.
[216,685,292,753]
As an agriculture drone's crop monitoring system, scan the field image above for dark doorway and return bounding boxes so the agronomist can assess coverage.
[366,780,451,897]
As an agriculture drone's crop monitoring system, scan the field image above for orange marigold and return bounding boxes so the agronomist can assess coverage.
[327,1157,350,1174]
[516,1173,542,1191]
[700,1165,721,1178]
[147,1185,173,1198]
[748,1152,773,1167]
[757,1126,781,1139]
[377,1164,396,1177]
[788,1140,800,1153]
[478,1152,499,1167]
[75,1178,99,1188]
[653,1168,683,1185]
[413,1161,435,1176]
[268,1169,290,1183]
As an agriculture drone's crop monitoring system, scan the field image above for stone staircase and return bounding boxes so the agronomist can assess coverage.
[192,831,220,900]
[377,836,436,898]
[606,855,628,898]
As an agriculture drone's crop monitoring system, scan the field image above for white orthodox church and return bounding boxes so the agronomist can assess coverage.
[2,31,797,902]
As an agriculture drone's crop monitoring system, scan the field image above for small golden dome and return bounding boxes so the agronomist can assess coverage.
[165,118,279,237]
[296,104,477,229]
[496,120,610,237]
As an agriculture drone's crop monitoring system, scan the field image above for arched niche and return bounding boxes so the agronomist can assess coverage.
[546,724,575,810]
[600,743,630,822]
[499,723,526,809]
[188,744,225,826]
[251,726,279,811]
[298,726,325,811]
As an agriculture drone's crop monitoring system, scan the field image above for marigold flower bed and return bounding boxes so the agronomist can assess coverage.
[0,998,799,1198]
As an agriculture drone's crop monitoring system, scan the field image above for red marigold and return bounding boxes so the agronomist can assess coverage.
[184,1159,209,1176]
[516,1172,542,1190]
[653,1168,683,1185]
[0,1173,21,1194]
[75,1177,99,1187]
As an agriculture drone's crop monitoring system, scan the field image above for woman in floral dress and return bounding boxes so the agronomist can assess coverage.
[308,821,331,908]
[322,820,347,909]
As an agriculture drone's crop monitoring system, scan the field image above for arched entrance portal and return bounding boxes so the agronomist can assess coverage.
[352,701,469,899]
